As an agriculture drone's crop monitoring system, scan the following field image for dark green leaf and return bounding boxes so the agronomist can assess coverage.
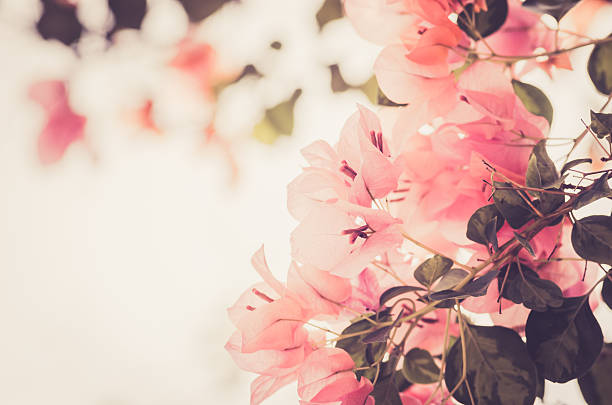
[588,34,612,95]
[512,80,553,125]
[414,255,453,287]
[590,110,612,138]
[316,0,343,30]
[573,173,612,210]
[513,232,536,256]
[526,140,564,213]
[493,181,535,228]
[466,204,505,246]
[433,269,469,291]
[36,0,82,46]
[363,326,392,343]
[498,262,564,311]
[428,269,499,301]
[578,343,612,405]
[445,324,537,405]
[571,215,612,264]
[526,296,603,383]
[526,140,558,189]
[536,370,545,399]
[402,348,440,384]
[177,0,234,23]
[522,0,580,21]
[485,218,499,251]
[335,313,389,369]
[378,87,407,107]
[379,285,425,307]
[561,158,592,174]
[602,275,612,310]
[371,354,403,405]
[461,269,500,296]
[457,0,509,40]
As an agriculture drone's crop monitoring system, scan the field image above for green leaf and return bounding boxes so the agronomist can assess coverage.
[316,0,343,30]
[177,0,233,23]
[414,255,453,287]
[590,110,612,138]
[335,313,389,371]
[253,89,302,143]
[371,354,404,405]
[571,215,612,264]
[466,204,505,246]
[358,76,378,105]
[588,35,612,95]
[512,80,553,125]
[536,370,545,399]
[602,275,612,310]
[402,348,440,384]
[428,269,500,301]
[379,285,425,307]
[378,86,407,107]
[513,232,536,257]
[433,269,469,291]
[522,0,580,21]
[578,343,612,405]
[526,140,558,189]
[525,140,564,214]
[573,173,612,210]
[457,0,508,41]
[561,158,592,174]
[498,262,564,311]
[492,181,535,229]
[526,296,603,383]
[445,324,537,405]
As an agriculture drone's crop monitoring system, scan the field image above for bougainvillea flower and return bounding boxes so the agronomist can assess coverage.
[400,383,452,405]
[291,201,402,278]
[297,348,375,405]
[288,106,401,220]
[170,37,217,97]
[28,80,86,164]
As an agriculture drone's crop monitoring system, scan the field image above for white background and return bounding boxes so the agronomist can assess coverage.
[0,1,610,404]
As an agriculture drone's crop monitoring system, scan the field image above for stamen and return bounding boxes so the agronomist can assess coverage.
[252,288,274,303]
[246,305,256,311]
[377,132,384,153]
[342,224,370,244]
[370,130,377,147]
[340,160,357,180]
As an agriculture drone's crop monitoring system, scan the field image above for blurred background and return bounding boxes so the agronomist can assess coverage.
[0,0,610,404]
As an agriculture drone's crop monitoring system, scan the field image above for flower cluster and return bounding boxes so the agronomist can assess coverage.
[227,1,612,404]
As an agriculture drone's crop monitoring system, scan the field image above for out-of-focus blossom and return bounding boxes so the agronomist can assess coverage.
[28,80,86,164]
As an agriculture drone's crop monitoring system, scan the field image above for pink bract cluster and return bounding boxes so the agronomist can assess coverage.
[226,1,598,404]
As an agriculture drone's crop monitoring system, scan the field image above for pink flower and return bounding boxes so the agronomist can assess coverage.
[227,248,308,354]
[297,347,375,405]
[483,1,573,78]
[391,308,459,356]
[400,383,451,405]
[170,38,217,98]
[288,106,401,220]
[291,201,403,278]
[28,80,86,164]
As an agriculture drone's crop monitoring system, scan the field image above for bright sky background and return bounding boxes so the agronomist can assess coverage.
[0,1,610,405]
